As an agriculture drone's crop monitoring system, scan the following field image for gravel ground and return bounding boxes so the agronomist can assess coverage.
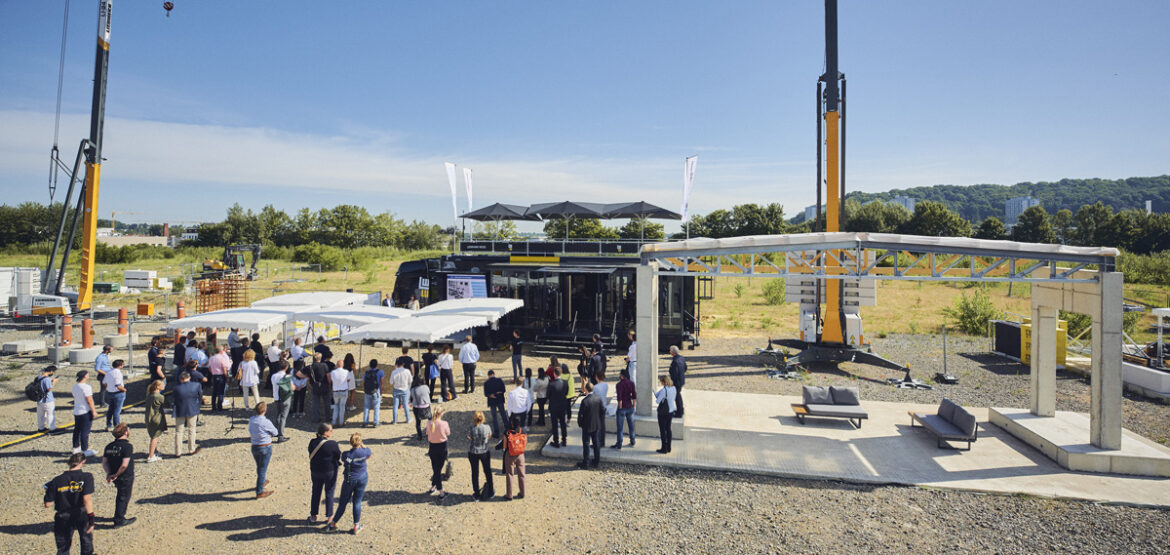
[0,324,1168,554]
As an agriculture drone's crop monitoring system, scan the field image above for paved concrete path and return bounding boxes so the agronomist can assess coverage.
[543,389,1170,507]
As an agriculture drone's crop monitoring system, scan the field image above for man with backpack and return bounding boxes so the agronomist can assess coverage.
[503,420,527,501]
[29,366,58,434]
[269,361,294,442]
[362,360,385,428]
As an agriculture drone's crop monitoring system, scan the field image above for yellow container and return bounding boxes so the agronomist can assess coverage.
[137,303,155,316]
[1020,319,1067,365]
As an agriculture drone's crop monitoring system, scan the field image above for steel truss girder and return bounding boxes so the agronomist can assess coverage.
[649,245,1113,284]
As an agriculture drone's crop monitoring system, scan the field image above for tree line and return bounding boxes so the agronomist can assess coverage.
[843,175,1170,223]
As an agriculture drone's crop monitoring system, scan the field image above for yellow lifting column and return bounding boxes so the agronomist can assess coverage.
[818,0,846,345]
[822,109,844,344]
[76,0,113,311]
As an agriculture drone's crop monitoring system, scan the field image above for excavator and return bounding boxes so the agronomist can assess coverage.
[202,244,261,280]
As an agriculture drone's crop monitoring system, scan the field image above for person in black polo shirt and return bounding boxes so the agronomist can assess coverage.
[101,423,136,527]
[44,452,95,555]
[394,346,414,377]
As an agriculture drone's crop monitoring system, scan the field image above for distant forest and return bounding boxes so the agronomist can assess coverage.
[843,175,1170,223]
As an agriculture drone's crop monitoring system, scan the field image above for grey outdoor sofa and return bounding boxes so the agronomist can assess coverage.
[792,385,868,428]
[909,398,979,450]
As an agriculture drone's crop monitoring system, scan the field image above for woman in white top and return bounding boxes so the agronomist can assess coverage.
[239,350,261,408]
[436,346,454,403]
[71,370,98,456]
[344,354,358,410]
[531,369,549,427]
[654,375,677,454]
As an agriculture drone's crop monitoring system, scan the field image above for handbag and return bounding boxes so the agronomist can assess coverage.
[160,413,168,433]
[442,460,453,480]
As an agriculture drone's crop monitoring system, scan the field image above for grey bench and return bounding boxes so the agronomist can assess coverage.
[909,399,978,450]
[792,385,868,428]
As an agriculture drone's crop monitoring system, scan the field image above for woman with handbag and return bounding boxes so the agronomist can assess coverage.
[326,433,371,534]
[144,380,166,462]
[308,423,341,523]
[426,405,450,499]
[410,375,431,441]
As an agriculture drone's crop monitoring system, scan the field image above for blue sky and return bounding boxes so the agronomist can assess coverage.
[2,0,1168,232]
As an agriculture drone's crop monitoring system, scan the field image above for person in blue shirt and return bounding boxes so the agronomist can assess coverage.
[248,402,279,499]
[93,345,112,408]
[173,371,203,457]
[326,433,371,534]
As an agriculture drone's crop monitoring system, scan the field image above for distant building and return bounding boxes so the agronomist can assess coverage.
[96,227,115,237]
[1005,196,1041,226]
[891,196,916,213]
[180,232,199,241]
[804,204,826,223]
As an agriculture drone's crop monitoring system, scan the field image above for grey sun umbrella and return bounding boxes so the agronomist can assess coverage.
[462,203,540,240]
[603,201,682,241]
[525,201,608,247]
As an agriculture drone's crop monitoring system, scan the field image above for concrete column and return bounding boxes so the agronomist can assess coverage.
[635,262,659,417]
[1091,271,1124,449]
[1029,304,1057,417]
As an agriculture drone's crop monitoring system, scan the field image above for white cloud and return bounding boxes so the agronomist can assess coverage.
[0,110,821,224]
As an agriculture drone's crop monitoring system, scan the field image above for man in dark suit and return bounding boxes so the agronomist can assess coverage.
[576,382,603,469]
[546,367,569,448]
[669,346,687,418]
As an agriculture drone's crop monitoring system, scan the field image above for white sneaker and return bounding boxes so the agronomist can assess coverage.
[147,455,162,463]
[83,450,96,457]
[71,448,81,454]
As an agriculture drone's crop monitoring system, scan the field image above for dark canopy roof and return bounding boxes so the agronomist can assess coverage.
[462,203,541,221]
[602,201,681,220]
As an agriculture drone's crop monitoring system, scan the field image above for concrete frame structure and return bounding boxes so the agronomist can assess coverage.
[1030,273,1124,448]
[634,232,1124,452]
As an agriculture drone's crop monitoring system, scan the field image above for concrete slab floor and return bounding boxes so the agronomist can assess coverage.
[542,389,1170,508]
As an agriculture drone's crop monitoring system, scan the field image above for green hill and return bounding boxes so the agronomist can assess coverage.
[844,175,1170,223]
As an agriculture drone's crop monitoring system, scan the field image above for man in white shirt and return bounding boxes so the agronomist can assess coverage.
[389,362,413,424]
[329,364,350,427]
[459,335,480,394]
[102,359,127,430]
[505,378,532,431]
[266,340,282,366]
[625,330,637,387]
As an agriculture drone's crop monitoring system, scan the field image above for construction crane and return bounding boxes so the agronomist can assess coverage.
[772,0,911,382]
[37,0,117,316]
[110,210,151,233]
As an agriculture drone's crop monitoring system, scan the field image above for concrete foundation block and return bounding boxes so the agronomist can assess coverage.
[69,347,103,364]
[604,412,686,440]
[102,333,140,348]
[46,346,72,363]
[2,339,46,354]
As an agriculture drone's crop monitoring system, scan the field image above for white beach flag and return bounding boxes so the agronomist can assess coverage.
[463,167,474,213]
[681,155,699,221]
[445,162,458,224]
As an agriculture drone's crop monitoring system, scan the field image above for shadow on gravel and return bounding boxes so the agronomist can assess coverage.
[197,513,325,541]
[956,352,1029,376]
[137,488,254,505]
[0,521,52,536]
[0,448,72,462]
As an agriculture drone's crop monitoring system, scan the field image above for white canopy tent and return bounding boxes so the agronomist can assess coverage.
[252,291,372,309]
[414,298,525,324]
[291,305,413,328]
[340,314,491,344]
[165,306,305,331]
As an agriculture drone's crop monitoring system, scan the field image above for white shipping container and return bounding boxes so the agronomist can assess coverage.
[15,267,41,297]
[124,270,157,281]
[0,268,14,311]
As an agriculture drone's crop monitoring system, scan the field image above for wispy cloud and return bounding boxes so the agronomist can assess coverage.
[0,108,823,221]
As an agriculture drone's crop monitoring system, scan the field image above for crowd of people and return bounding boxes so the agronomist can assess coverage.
[35,326,686,550]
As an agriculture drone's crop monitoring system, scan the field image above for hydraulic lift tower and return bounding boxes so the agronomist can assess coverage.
[775,0,914,382]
